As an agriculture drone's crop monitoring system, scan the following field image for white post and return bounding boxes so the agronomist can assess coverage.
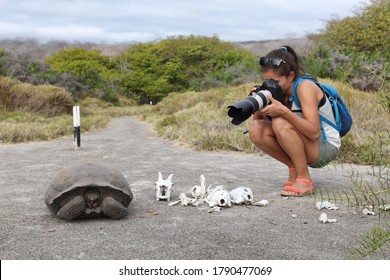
[73,106,80,149]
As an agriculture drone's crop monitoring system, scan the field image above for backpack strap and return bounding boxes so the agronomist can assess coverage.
[291,75,319,108]
[292,76,331,141]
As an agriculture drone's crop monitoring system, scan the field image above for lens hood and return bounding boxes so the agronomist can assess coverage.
[227,99,258,125]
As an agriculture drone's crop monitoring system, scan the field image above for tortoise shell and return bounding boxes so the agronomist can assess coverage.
[44,161,133,218]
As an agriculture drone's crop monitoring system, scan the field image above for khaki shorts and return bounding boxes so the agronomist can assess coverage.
[309,140,339,168]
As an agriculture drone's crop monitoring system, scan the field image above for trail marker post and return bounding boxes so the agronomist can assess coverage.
[73,106,80,149]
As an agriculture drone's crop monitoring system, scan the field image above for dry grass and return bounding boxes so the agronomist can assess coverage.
[0,77,73,116]
[321,78,389,164]
[1,76,388,165]
[134,81,389,164]
[134,85,257,152]
[0,111,109,143]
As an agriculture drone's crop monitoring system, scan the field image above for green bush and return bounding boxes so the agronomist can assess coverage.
[306,0,389,92]
[45,47,120,100]
[117,35,258,104]
[319,0,389,56]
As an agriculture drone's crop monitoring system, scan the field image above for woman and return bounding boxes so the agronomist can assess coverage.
[248,46,341,196]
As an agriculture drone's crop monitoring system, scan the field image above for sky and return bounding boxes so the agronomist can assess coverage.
[0,0,369,44]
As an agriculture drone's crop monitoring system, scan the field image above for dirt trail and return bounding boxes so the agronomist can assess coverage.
[0,117,382,259]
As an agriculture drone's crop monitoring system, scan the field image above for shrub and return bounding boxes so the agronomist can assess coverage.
[117,35,258,104]
[319,0,390,56]
[0,77,73,116]
[306,0,390,92]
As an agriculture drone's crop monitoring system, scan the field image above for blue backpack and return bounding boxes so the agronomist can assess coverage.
[292,75,353,138]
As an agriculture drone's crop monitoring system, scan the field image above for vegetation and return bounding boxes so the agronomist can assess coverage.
[319,0,389,56]
[45,47,120,104]
[305,0,389,95]
[0,36,258,105]
[116,36,258,104]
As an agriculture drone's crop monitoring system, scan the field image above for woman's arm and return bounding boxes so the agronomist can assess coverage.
[260,80,321,141]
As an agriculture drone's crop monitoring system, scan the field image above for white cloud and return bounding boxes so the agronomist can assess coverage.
[0,0,369,43]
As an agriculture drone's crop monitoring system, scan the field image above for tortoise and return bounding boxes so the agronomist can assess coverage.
[44,161,133,220]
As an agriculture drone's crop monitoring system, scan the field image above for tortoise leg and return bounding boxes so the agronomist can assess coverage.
[101,197,128,219]
[57,195,86,220]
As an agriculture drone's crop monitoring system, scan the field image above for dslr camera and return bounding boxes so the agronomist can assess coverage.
[227,78,284,125]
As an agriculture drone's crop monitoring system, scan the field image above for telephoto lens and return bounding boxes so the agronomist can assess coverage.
[227,79,284,125]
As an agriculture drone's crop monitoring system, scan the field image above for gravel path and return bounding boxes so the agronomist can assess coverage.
[0,116,383,259]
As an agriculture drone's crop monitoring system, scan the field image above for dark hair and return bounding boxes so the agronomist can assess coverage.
[260,45,304,79]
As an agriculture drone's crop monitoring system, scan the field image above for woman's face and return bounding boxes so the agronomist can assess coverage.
[262,70,294,96]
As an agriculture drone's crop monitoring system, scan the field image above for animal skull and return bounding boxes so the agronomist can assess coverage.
[206,185,231,207]
[229,187,254,205]
[155,172,174,201]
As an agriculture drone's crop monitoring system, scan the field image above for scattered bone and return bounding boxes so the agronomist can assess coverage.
[316,201,339,210]
[206,185,231,207]
[155,172,174,201]
[362,206,375,215]
[161,174,271,213]
[191,175,207,199]
[252,199,269,207]
[319,212,337,223]
[208,206,221,213]
[379,204,390,212]
[229,187,254,205]
[178,193,197,206]
[191,198,206,207]
[291,214,297,218]
[168,200,181,207]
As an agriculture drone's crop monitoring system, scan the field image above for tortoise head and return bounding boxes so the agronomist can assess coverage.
[84,190,101,208]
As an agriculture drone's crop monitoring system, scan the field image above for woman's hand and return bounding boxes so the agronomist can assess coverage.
[259,96,287,118]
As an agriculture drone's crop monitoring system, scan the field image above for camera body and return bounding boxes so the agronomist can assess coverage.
[227,79,284,125]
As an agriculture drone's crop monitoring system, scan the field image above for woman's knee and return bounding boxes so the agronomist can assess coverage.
[249,120,271,143]
[271,117,295,137]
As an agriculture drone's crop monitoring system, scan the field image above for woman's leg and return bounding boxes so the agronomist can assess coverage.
[249,117,320,194]
[249,119,296,183]
[270,117,319,195]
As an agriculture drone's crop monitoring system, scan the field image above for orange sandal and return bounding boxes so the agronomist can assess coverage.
[281,178,314,197]
[283,167,296,187]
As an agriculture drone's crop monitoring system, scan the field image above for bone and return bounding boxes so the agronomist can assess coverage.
[206,185,231,207]
[155,172,174,201]
[362,206,375,215]
[208,206,221,213]
[229,187,254,205]
[168,200,181,206]
[318,212,337,223]
[191,175,207,199]
[252,199,269,207]
[178,193,196,206]
[316,201,339,210]
[379,204,390,212]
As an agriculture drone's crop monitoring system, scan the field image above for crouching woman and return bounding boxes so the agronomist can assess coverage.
[249,46,340,196]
